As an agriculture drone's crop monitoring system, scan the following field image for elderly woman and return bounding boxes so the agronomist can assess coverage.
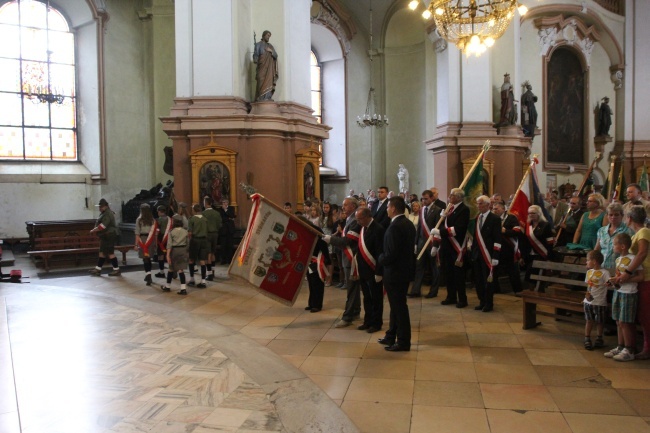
[595,202,633,270]
[571,193,608,250]
[616,206,650,359]
[522,205,555,285]
[408,200,421,227]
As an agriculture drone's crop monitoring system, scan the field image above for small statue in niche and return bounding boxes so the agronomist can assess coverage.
[499,73,516,126]
[397,164,410,194]
[597,97,613,136]
[253,30,279,101]
[520,81,538,138]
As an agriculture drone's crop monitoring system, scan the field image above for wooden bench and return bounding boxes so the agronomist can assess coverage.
[522,260,588,329]
[26,219,97,250]
[28,235,134,271]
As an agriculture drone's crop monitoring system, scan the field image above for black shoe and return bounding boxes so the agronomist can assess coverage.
[196,282,207,289]
[161,286,171,292]
[407,293,421,298]
[482,306,493,312]
[305,306,312,310]
[441,299,456,305]
[357,324,370,330]
[206,274,215,281]
[378,337,395,346]
[424,293,437,298]
[385,344,410,352]
[474,305,484,311]
[145,275,152,286]
[187,281,196,287]
[366,327,381,334]
[177,289,187,295]
[155,272,166,278]
[456,302,468,309]
[310,308,321,313]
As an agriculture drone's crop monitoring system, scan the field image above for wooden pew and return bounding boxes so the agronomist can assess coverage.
[28,235,133,271]
[521,260,588,329]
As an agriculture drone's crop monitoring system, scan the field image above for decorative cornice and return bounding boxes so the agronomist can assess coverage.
[311,0,357,56]
[535,15,600,67]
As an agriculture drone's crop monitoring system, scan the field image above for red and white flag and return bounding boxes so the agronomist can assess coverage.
[509,161,534,228]
[229,194,319,306]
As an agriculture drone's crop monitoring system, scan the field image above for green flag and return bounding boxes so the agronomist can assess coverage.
[640,160,649,193]
[463,154,485,236]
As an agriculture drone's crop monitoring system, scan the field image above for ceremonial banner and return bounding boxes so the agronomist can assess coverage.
[229,194,319,306]
[463,151,485,236]
[509,158,550,227]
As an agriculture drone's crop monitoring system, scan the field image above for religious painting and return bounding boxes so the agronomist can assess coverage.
[546,48,585,166]
[199,161,231,204]
[304,163,316,201]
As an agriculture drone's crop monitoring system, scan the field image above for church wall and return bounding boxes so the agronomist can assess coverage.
[631,1,650,140]
[423,35,438,190]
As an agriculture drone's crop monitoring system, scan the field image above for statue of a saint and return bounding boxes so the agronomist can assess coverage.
[597,97,613,136]
[520,81,538,138]
[397,164,409,194]
[253,30,278,101]
[499,73,515,126]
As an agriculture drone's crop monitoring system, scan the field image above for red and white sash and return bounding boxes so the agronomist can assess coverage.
[358,226,377,271]
[444,205,462,255]
[343,225,360,263]
[527,224,548,259]
[311,252,329,281]
[137,221,158,257]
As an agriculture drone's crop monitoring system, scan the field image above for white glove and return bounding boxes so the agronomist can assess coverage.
[322,235,331,244]
[430,228,440,237]
[375,275,383,283]
[414,245,418,254]
[491,259,499,266]
[440,209,447,217]
[430,246,439,258]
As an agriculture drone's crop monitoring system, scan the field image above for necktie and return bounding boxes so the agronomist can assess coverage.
[448,205,454,214]
[424,206,428,218]
[479,214,484,229]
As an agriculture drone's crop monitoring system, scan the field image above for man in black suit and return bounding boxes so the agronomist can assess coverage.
[354,207,385,333]
[217,199,236,264]
[492,201,523,294]
[432,188,470,308]
[471,195,502,312]
[431,187,446,210]
[556,196,583,246]
[371,186,390,229]
[325,197,362,328]
[378,197,416,352]
[409,190,441,298]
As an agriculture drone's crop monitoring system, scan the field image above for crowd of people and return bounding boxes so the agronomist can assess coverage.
[288,183,650,355]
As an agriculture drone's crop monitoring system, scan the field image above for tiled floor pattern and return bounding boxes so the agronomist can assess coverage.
[3,259,650,433]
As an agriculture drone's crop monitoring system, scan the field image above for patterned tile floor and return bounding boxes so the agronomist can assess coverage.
[3,255,650,433]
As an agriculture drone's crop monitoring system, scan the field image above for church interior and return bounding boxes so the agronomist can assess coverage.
[2,0,650,432]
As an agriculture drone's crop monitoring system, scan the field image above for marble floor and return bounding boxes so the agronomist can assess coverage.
[3,255,650,433]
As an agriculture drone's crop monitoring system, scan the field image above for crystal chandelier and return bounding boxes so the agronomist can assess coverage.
[357,0,388,128]
[409,0,528,57]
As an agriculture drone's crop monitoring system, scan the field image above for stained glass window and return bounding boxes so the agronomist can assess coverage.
[0,0,76,160]
[310,51,322,125]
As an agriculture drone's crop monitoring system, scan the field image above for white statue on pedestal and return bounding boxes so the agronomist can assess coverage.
[397,164,409,194]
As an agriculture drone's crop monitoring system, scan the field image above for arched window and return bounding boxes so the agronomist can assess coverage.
[0,0,76,160]
[310,51,322,125]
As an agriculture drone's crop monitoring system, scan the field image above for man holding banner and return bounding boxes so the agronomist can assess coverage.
[471,195,502,312]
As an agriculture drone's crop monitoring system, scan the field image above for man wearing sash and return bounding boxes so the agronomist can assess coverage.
[324,197,362,328]
[492,202,523,294]
[471,196,502,312]
[409,190,441,298]
[354,207,385,333]
[432,188,470,308]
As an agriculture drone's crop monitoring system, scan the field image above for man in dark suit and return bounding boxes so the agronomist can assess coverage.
[217,199,236,264]
[431,187,446,210]
[432,188,470,308]
[409,190,441,298]
[556,196,583,246]
[378,197,416,351]
[354,207,385,333]
[325,197,362,328]
[471,195,502,312]
[492,201,523,294]
[371,186,390,229]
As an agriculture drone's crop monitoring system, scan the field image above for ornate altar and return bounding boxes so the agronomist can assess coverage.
[189,144,238,209]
